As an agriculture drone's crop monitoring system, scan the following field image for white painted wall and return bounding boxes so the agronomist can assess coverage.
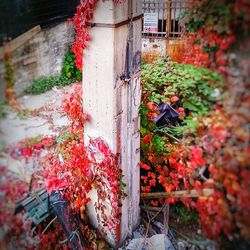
[83,0,141,247]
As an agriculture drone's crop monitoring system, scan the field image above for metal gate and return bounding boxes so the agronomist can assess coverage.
[142,0,190,38]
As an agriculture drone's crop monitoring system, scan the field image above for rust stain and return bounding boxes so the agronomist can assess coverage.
[142,38,187,64]
[142,51,163,64]
[166,39,187,63]
[152,44,159,49]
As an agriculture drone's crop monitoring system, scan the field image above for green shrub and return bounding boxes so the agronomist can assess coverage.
[140,57,223,137]
[61,47,82,81]
[142,57,222,114]
[24,75,73,95]
[175,205,199,224]
[25,47,82,95]
[0,98,7,119]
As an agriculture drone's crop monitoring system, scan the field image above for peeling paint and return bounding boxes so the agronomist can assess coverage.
[142,37,187,63]
[141,37,166,63]
[166,39,187,63]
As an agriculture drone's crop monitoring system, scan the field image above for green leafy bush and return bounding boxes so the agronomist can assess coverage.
[25,47,82,95]
[141,57,223,137]
[142,58,222,114]
[0,98,7,119]
[61,47,82,81]
[25,75,73,95]
[174,205,199,224]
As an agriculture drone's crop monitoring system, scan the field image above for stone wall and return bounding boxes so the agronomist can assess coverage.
[0,22,75,98]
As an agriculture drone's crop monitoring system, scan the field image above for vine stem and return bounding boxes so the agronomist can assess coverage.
[143,203,167,244]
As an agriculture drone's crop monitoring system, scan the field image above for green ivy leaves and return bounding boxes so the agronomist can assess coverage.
[61,47,82,81]
[141,58,222,116]
[24,75,73,95]
[140,57,223,140]
[25,47,82,95]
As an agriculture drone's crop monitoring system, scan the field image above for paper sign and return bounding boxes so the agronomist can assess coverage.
[144,12,158,33]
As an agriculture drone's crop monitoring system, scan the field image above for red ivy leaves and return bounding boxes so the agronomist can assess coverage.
[71,0,127,70]
[142,134,153,144]
[140,162,151,170]
[44,85,124,237]
[146,102,158,112]
[10,135,56,161]
[196,191,233,239]
[9,84,124,240]
[140,0,250,242]
[87,137,124,235]
[62,84,85,134]
[71,1,98,70]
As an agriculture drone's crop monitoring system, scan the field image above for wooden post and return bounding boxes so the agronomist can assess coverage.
[166,0,172,36]
[83,1,142,247]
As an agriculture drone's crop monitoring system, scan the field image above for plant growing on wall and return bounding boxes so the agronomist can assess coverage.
[3,38,17,106]
[61,47,82,81]
[180,0,249,72]
[4,51,15,89]
[71,0,126,70]
[25,47,82,95]
[43,85,125,238]
[6,84,126,247]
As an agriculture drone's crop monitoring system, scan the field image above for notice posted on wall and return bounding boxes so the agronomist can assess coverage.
[143,13,158,33]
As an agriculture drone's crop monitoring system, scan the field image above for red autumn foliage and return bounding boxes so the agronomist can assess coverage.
[140,0,250,241]
[140,162,151,171]
[72,0,127,70]
[142,134,153,144]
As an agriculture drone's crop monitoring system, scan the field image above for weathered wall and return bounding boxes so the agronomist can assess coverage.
[83,0,141,247]
[166,39,186,62]
[141,37,187,63]
[141,37,166,63]
[0,0,79,44]
[0,22,75,98]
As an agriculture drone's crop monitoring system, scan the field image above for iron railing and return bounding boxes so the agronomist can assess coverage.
[142,0,190,38]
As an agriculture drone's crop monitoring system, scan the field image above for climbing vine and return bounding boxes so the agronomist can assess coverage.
[71,0,126,70]
[3,84,125,248]
[44,85,125,238]
[3,38,18,109]
[180,0,249,73]
[140,0,250,243]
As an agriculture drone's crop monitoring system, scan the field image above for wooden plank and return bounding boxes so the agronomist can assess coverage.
[23,56,37,66]
[0,25,41,59]
[141,188,214,199]
[141,205,162,212]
